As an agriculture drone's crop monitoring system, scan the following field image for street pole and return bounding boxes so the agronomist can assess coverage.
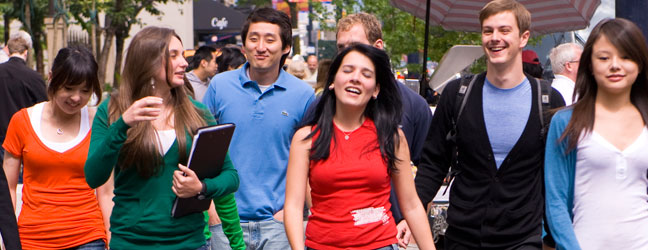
[419,0,431,96]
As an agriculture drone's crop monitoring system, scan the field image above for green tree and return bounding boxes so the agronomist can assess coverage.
[68,0,186,87]
[310,0,481,70]
[0,0,51,76]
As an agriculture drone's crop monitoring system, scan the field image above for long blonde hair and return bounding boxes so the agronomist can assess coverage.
[109,26,207,177]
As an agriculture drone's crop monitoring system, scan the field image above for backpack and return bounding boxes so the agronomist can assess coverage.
[442,72,552,194]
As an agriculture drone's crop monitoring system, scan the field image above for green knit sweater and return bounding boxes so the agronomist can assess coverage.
[84,97,245,250]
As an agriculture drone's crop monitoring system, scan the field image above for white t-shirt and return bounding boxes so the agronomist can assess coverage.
[573,128,648,250]
[551,74,575,105]
[30,102,90,153]
[155,129,176,155]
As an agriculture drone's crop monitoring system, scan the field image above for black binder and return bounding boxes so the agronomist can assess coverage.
[171,123,235,218]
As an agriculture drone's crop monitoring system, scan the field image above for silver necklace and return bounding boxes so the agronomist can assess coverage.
[56,128,64,135]
[340,126,360,140]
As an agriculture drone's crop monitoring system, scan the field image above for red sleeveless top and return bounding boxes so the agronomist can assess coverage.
[306,118,397,249]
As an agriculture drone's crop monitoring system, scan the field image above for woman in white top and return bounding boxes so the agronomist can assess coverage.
[2,45,113,249]
[544,18,648,250]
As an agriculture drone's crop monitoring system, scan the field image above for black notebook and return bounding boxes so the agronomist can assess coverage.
[171,123,235,218]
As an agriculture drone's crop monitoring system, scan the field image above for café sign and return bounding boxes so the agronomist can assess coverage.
[211,17,228,30]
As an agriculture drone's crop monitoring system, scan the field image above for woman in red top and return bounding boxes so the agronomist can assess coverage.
[285,44,435,250]
[2,46,112,250]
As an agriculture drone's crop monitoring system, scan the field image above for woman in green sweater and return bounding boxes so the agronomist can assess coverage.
[84,26,245,250]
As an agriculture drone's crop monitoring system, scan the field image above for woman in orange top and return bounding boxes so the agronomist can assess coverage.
[2,45,112,250]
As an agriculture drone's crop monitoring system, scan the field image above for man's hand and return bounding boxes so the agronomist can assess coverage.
[396,220,412,248]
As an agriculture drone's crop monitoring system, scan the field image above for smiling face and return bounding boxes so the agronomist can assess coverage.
[481,11,529,67]
[591,35,639,96]
[244,22,291,74]
[154,36,187,88]
[52,83,92,115]
[332,51,380,110]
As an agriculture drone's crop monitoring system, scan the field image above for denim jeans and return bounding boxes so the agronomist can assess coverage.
[68,239,105,250]
[195,242,210,250]
[209,219,288,250]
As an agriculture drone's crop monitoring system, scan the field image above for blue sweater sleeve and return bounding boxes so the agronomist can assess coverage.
[544,109,581,250]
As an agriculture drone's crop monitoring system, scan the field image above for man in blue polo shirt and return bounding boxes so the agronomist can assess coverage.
[203,7,315,250]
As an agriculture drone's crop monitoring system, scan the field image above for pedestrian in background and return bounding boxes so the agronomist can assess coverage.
[545,18,648,250]
[3,45,110,249]
[0,31,47,250]
[83,26,244,250]
[313,58,332,96]
[522,49,544,79]
[287,54,310,80]
[549,43,583,105]
[284,43,436,250]
[186,46,218,102]
[216,46,246,73]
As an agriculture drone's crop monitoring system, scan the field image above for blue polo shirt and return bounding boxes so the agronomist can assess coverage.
[203,63,315,222]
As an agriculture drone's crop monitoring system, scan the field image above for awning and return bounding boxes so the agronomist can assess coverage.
[193,0,247,34]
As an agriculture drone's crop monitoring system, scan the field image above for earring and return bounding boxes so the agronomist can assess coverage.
[151,79,156,90]
[372,95,377,100]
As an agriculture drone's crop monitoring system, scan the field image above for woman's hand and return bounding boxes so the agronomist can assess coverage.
[122,96,163,126]
[172,164,203,198]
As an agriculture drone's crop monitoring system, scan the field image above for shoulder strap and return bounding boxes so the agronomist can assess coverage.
[442,73,480,195]
[536,79,552,141]
[455,74,479,126]
[446,73,479,142]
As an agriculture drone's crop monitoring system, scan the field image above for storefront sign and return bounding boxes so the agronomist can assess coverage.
[211,17,229,30]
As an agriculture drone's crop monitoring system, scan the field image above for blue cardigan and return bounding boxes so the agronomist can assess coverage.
[544,108,581,250]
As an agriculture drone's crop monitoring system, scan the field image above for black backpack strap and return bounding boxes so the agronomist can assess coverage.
[536,78,556,247]
[536,79,552,141]
[442,73,480,195]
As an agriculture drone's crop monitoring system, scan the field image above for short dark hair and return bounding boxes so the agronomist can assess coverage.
[48,45,101,104]
[216,47,246,72]
[187,46,216,71]
[241,7,292,50]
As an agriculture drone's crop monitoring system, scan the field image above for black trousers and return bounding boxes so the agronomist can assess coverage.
[0,148,21,250]
[445,233,542,250]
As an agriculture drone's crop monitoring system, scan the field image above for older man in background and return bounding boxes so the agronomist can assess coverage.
[549,43,583,105]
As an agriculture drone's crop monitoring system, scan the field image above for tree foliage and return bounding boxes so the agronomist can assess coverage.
[310,0,482,69]
[0,0,51,77]
[67,0,186,87]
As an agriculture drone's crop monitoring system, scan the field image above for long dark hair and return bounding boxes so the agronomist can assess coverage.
[109,26,207,177]
[560,18,648,152]
[303,44,402,172]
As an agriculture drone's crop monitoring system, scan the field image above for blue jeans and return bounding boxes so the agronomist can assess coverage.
[67,239,105,250]
[209,219,288,250]
[195,242,210,250]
